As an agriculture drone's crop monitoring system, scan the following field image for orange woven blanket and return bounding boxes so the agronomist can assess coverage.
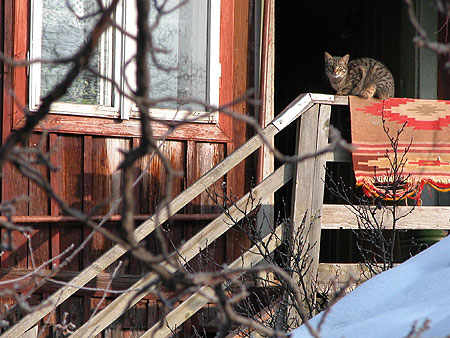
[350,96,450,200]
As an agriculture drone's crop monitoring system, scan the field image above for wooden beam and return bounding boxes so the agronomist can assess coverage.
[1,124,277,338]
[308,104,332,286]
[288,104,321,325]
[310,94,349,105]
[317,262,400,288]
[14,115,231,143]
[141,225,283,338]
[3,213,221,224]
[1,93,331,337]
[322,204,450,230]
[0,268,180,298]
[68,163,294,338]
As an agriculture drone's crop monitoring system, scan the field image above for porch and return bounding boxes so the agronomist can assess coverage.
[2,93,449,338]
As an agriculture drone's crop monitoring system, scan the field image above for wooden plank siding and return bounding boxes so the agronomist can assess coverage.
[1,0,254,336]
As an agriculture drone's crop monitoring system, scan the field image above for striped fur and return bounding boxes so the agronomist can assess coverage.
[324,52,395,99]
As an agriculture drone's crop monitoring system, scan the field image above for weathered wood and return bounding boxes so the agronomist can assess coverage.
[83,136,94,270]
[49,134,62,267]
[14,115,231,142]
[310,94,349,105]
[192,143,225,213]
[83,136,93,214]
[322,204,450,230]
[2,92,331,335]
[185,140,196,214]
[0,213,219,224]
[60,135,84,211]
[224,302,279,338]
[18,325,38,338]
[142,225,283,338]
[0,131,283,337]
[308,104,332,286]
[272,94,314,131]
[317,263,400,288]
[49,134,62,215]
[256,0,276,241]
[27,224,50,269]
[1,0,25,269]
[0,269,177,296]
[137,140,185,214]
[68,163,294,338]
[218,0,235,138]
[288,104,321,325]
[11,0,28,128]
[91,137,128,214]
[28,134,49,215]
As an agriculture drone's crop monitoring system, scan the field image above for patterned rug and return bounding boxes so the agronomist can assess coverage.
[350,96,450,200]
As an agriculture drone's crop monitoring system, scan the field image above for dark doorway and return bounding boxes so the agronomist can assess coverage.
[274,0,403,263]
[275,0,402,113]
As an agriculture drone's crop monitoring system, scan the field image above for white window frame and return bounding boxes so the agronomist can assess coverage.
[126,0,221,123]
[29,0,221,124]
[29,0,122,118]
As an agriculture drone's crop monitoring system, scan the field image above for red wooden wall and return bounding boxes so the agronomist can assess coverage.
[0,0,255,336]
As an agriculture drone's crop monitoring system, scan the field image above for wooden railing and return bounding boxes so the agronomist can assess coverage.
[4,93,449,338]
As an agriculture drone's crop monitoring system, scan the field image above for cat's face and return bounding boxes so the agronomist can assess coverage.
[324,52,349,79]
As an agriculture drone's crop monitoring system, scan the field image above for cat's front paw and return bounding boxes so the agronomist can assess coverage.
[336,91,346,96]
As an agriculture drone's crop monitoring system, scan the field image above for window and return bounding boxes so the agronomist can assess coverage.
[29,0,221,123]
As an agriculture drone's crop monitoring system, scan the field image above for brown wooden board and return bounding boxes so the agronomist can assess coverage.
[27,223,50,269]
[1,159,28,216]
[190,142,225,213]
[49,134,62,216]
[28,134,49,215]
[59,135,83,212]
[59,296,84,333]
[91,137,129,215]
[0,296,19,333]
[135,139,185,215]
[11,0,28,127]
[17,116,232,143]
[122,300,147,330]
[58,222,83,272]
[2,231,28,268]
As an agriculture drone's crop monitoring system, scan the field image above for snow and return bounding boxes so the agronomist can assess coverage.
[291,234,450,338]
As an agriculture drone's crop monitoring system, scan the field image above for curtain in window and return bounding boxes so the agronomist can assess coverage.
[40,0,108,105]
[148,0,209,110]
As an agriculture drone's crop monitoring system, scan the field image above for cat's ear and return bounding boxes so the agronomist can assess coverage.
[341,54,350,64]
[324,52,333,62]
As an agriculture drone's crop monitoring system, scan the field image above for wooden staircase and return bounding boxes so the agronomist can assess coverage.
[4,93,449,338]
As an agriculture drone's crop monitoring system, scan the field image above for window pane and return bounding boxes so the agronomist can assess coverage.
[148,0,208,110]
[40,0,110,105]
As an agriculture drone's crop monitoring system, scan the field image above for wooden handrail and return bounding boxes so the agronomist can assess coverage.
[322,204,450,230]
[1,93,347,337]
[142,225,283,338]
[69,163,294,337]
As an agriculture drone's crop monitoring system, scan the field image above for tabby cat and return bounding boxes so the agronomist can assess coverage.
[324,52,395,99]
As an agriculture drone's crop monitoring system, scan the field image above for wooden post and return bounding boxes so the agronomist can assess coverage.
[287,103,330,326]
[309,104,331,280]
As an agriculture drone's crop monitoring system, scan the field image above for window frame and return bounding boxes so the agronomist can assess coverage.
[28,0,122,118]
[7,0,236,143]
[26,0,222,128]
[7,0,234,142]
